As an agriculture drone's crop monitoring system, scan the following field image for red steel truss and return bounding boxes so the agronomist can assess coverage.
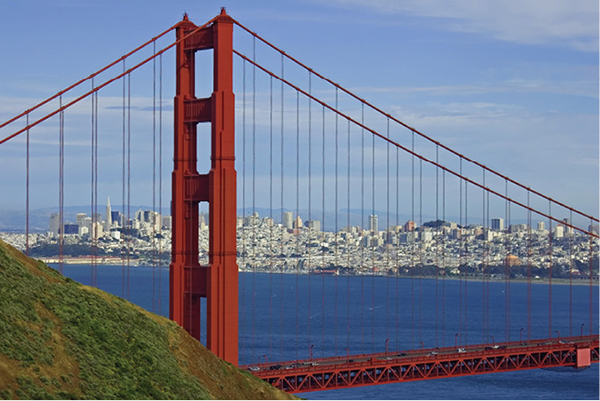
[170,10,238,365]
[248,336,599,393]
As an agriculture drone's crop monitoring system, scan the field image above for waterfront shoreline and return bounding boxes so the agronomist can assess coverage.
[42,258,598,286]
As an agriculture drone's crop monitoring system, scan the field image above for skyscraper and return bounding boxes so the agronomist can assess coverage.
[49,213,60,236]
[369,214,378,234]
[283,211,293,229]
[105,196,112,231]
[491,218,504,231]
[76,213,87,227]
[111,211,120,227]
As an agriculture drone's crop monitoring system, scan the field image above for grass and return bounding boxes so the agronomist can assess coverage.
[0,239,296,400]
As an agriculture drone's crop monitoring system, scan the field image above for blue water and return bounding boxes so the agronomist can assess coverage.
[53,264,599,400]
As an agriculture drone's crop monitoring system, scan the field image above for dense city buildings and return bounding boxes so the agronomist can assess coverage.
[0,201,598,281]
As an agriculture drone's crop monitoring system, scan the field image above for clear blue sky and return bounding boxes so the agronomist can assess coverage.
[0,0,597,225]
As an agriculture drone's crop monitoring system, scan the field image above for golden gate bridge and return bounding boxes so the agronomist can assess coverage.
[0,10,597,394]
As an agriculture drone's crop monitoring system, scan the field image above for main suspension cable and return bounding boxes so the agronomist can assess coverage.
[231,50,598,238]
[0,26,177,133]
[231,18,598,226]
[1,18,218,146]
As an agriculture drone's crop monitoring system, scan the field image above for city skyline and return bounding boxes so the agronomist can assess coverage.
[1,204,595,279]
[41,198,595,240]
[0,197,594,237]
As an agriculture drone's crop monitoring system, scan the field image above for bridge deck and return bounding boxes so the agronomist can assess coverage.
[243,336,599,393]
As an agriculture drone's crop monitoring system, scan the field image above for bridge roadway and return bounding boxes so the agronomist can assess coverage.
[243,335,599,393]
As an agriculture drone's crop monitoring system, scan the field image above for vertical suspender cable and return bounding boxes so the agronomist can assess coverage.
[346,118,351,353]
[152,41,157,313]
[482,169,487,343]
[435,147,440,347]
[334,87,339,356]
[371,105,376,354]
[505,180,510,341]
[589,220,593,335]
[59,95,64,276]
[279,54,285,361]
[548,201,553,338]
[26,114,30,256]
[127,73,131,299]
[411,131,415,349]
[240,58,247,358]
[486,191,490,340]
[90,88,96,284]
[94,90,99,288]
[395,138,400,351]
[158,52,163,316]
[321,104,326,354]
[527,190,532,340]
[419,158,423,345]
[442,169,446,346]
[459,159,463,340]
[568,209,573,337]
[268,75,274,357]
[464,178,468,345]
[121,62,126,299]
[307,71,312,353]
[386,117,390,351]
[507,183,511,341]
[295,90,300,361]
[360,103,365,353]
[90,86,96,286]
[251,36,257,358]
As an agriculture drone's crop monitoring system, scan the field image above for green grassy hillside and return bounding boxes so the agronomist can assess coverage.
[0,239,295,399]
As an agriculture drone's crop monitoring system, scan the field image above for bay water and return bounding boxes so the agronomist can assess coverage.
[52,264,599,400]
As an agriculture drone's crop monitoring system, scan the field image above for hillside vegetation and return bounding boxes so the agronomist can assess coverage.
[0,239,295,399]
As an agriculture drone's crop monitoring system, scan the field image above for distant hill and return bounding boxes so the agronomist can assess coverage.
[0,205,170,233]
[0,239,296,399]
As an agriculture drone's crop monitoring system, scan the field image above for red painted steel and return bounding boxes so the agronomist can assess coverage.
[170,10,238,365]
[247,336,599,393]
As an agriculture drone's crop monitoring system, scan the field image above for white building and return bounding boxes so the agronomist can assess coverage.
[369,214,378,234]
[283,211,294,230]
[105,196,112,231]
[554,225,564,239]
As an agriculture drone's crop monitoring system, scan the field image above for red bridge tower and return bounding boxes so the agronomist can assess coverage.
[170,10,238,366]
